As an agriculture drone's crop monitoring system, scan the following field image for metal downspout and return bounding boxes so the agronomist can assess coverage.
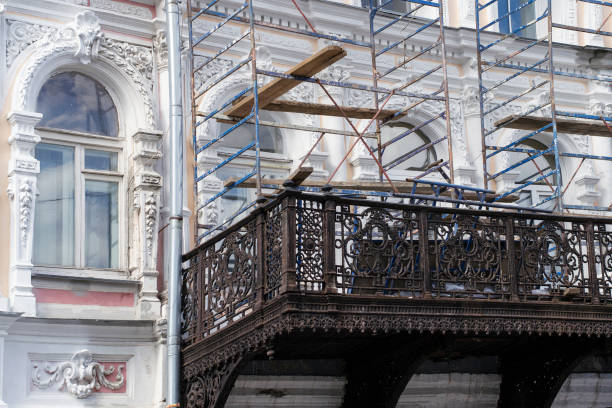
[166,0,183,406]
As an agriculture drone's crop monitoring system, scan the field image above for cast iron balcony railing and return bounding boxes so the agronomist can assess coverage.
[181,190,612,346]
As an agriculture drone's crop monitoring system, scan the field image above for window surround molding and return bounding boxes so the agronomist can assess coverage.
[6,11,163,319]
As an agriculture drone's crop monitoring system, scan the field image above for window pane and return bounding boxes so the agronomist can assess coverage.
[85,180,119,269]
[33,144,75,266]
[85,149,118,171]
[36,72,119,137]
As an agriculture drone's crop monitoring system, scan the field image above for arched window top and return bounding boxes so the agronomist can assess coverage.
[381,122,437,171]
[36,72,119,137]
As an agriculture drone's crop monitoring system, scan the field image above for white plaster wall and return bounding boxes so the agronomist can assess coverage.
[3,319,163,408]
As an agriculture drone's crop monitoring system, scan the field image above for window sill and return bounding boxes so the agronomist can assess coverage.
[32,266,139,285]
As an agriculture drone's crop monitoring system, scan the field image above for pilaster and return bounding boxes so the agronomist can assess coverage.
[7,111,41,317]
[131,129,164,320]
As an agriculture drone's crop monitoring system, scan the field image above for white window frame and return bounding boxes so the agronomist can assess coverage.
[33,126,126,276]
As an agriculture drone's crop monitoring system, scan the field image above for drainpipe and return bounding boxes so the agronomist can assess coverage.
[165,0,183,406]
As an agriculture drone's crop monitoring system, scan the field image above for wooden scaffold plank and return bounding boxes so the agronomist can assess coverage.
[495,115,612,137]
[225,45,347,118]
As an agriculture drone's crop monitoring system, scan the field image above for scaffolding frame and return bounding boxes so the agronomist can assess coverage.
[475,0,612,213]
[187,0,486,241]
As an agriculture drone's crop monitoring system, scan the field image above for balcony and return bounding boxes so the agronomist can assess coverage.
[181,191,612,408]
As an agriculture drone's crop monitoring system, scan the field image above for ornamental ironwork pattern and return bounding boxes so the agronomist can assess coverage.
[295,199,324,291]
[429,213,508,299]
[181,191,612,346]
[594,223,612,300]
[335,205,421,295]
[515,219,589,301]
[264,203,283,300]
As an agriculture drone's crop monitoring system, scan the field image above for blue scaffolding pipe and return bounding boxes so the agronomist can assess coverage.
[482,38,545,73]
[481,0,538,31]
[384,135,447,171]
[556,111,612,123]
[486,123,553,159]
[376,112,444,151]
[194,31,251,74]
[197,170,256,211]
[196,112,254,154]
[195,86,253,128]
[490,147,553,180]
[196,141,255,183]
[374,4,426,35]
[199,8,371,47]
[190,0,222,22]
[483,80,549,116]
[193,2,249,48]
[197,200,257,241]
[375,19,440,57]
[256,69,448,101]
[482,57,549,95]
[195,57,252,100]
[578,0,612,6]
[481,61,612,83]
[494,170,557,202]
[378,40,441,77]
[480,10,549,52]
[483,102,551,137]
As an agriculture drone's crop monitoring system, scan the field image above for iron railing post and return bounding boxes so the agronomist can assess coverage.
[281,195,297,293]
[255,210,266,309]
[419,210,432,298]
[323,196,337,294]
[506,216,519,301]
[587,221,600,304]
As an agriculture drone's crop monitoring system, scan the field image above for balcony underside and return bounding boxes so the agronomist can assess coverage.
[182,293,612,408]
[181,191,612,407]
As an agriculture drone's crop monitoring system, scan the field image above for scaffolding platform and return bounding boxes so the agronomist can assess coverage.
[495,115,612,138]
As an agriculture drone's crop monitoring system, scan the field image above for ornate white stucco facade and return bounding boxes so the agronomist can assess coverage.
[0,0,610,407]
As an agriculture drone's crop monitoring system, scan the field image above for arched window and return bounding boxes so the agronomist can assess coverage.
[380,122,437,171]
[33,72,122,269]
[37,72,119,137]
[218,112,283,154]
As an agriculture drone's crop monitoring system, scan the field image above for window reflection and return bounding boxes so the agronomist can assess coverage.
[33,144,75,266]
[85,180,119,269]
[37,72,119,137]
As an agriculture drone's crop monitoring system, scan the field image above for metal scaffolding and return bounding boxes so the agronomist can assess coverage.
[186,0,488,242]
[476,0,612,212]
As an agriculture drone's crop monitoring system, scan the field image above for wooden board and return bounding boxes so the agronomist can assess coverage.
[261,100,404,121]
[285,166,313,187]
[495,115,612,137]
[225,45,347,118]
[222,177,518,202]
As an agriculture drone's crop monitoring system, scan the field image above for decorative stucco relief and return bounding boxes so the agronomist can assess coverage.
[31,350,126,399]
[14,11,155,128]
[6,20,56,68]
[90,0,153,19]
[154,31,168,69]
[144,195,158,256]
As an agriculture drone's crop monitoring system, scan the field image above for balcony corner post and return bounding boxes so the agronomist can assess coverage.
[281,195,298,294]
[255,210,266,310]
[506,216,519,301]
[587,221,600,304]
[419,210,432,298]
[323,197,337,295]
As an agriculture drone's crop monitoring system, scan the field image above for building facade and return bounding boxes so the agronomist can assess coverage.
[0,0,610,407]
